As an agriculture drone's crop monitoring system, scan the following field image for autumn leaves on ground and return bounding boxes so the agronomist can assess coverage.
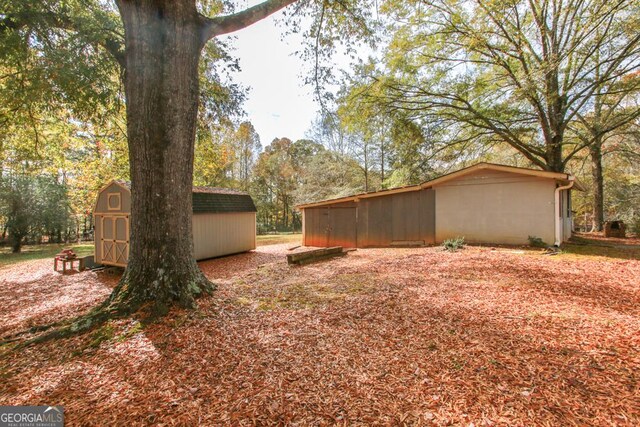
[1,236,639,426]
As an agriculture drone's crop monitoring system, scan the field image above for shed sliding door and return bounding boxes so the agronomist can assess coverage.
[305,207,357,248]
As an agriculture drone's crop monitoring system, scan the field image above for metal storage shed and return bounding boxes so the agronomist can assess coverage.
[297,163,583,248]
[94,180,257,267]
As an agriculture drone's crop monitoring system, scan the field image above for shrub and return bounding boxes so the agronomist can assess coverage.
[632,217,640,237]
[528,235,547,248]
[442,236,465,252]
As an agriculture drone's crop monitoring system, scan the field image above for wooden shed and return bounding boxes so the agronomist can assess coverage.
[297,163,583,248]
[94,180,257,267]
[301,190,435,248]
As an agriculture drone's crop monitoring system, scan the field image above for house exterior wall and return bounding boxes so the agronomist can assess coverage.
[561,189,573,241]
[434,169,556,245]
[192,212,256,260]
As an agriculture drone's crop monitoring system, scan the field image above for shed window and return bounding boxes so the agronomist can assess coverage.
[107,193,121,211]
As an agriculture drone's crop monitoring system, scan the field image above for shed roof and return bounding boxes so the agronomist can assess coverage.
[296,162,584,209]
[97,180,256,214]
[192,192,256,213]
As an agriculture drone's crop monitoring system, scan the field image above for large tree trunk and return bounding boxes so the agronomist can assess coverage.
[10,235,22,253]
[590,141,605,232]
[109,0,213,312]
[546,132,565,173]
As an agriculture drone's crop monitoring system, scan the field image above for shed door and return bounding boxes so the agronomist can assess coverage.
[304,207,357,248]
[101,215,129,266]
[327,208,357,248]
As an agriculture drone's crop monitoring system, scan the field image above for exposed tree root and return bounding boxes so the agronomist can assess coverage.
[1,267,216,351]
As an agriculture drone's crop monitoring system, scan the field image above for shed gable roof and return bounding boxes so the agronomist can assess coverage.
[95,180,256,214]
[296,162,583,209]
[192,192,257,213]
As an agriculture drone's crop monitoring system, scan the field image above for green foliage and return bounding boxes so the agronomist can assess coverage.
[348,0,640,173]
[442,236,465,252]
[252,138,300,233]
[528,236,548,248]
[0,173,74,252]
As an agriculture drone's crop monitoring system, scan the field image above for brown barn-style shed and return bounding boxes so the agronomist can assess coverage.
[94,180,257,267]
[297,163,583,248]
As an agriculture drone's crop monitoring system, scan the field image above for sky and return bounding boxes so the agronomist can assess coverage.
[220,8,319,147]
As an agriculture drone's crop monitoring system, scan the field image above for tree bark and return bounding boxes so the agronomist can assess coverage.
[10,236,22,253]
[590,141,605,232]
[109,0,213,312]
[545,132,565,173]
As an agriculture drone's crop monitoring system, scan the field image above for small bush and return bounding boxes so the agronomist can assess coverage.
[528,235,548,248]
[632,217,640,237]
[442,236,465,252]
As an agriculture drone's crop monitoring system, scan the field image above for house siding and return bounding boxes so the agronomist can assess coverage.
[192,212,257,260]
[434,169,556,245]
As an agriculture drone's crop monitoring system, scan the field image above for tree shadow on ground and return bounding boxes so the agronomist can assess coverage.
[2,271,636,425]
[2,244,638,425]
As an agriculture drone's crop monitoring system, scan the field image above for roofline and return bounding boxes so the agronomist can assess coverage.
[296,162,582,209]
[93,179,130,214]
[93,180,256,213]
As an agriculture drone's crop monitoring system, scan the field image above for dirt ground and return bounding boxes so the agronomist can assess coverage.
[1,238,639,426]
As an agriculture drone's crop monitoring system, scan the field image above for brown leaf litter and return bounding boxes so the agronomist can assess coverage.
[1,241,639,426]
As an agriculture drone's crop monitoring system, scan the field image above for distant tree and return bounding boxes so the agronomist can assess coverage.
[0,175,35,253]
[252,137,298,232]
[293,148,365,204]
[0,173,72,252]
[309,111,354,157]
[194,120,235,187]
[569,73,640,230]
[385,115,433,187]
[232,121,262,191]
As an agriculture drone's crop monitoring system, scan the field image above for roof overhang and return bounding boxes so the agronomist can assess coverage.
[296,162,584,209]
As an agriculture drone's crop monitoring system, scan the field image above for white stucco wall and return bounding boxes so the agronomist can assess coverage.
[434,170,557,245]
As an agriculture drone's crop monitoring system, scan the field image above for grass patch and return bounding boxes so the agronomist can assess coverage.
[0,243,94,267]
[256,233,302,247]
[235,273,377,311]
[560,243,640,260]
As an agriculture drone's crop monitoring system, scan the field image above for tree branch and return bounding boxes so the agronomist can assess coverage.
[201,0,298,42]
[1,11,125,68]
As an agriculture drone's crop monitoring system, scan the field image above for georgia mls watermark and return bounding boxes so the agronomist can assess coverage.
[0,406,64,427]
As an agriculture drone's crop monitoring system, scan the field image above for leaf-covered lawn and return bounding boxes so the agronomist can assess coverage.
[1,241,639,426]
